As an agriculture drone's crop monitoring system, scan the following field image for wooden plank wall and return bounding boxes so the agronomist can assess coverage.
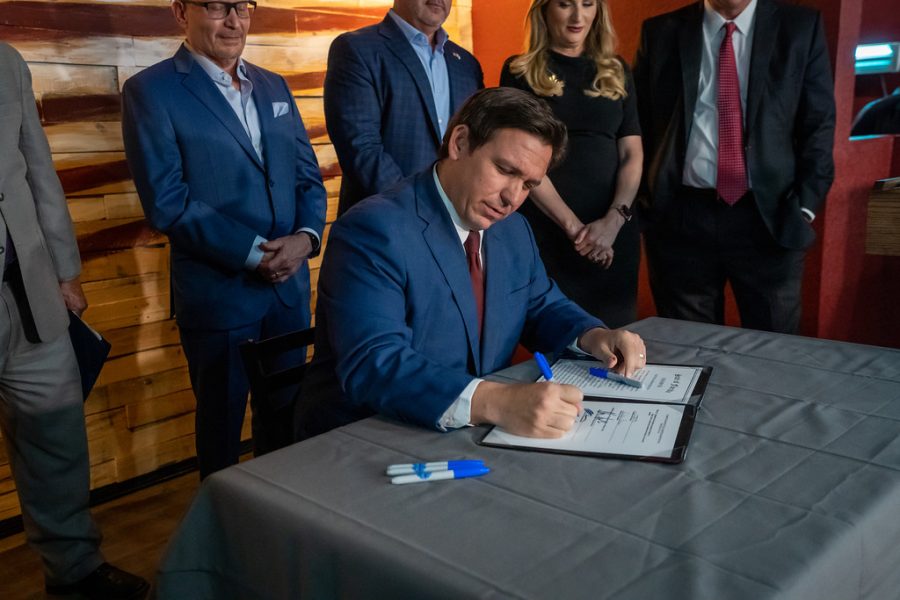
[0,0,474,521]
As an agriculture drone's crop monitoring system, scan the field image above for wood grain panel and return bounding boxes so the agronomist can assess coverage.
[55,154,133,197]
[102,320,181,359]
[41,93,121,124]
[80,246,169,282]
[29,63,119,96]
[125,389,195,429]
[0,0,474,521]
[45,121,123,153]
[87,365,191,416]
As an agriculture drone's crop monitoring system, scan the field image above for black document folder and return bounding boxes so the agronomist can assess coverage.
[68,311,111,400]
[479,359,713,464]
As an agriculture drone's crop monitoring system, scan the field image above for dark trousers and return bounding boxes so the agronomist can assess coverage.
[645,187,805,334]
[180,292,310,479]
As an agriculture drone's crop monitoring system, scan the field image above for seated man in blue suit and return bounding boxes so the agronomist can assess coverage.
[298,88,646,439]
[324,0,484,216]
[122,0,327,478]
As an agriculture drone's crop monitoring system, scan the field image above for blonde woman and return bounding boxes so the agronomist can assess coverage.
[500,0,642,326]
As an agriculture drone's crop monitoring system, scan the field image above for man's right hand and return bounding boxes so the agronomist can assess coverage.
[470,380,584,438]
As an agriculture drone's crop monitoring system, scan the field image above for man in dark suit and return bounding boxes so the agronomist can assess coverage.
[0,42,148,599]
[633,0,835,333]
[122,0,327,477]
[297,88,646,439]
[324,0,484,216]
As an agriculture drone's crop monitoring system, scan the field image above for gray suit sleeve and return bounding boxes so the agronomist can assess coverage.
[15,49,80,281]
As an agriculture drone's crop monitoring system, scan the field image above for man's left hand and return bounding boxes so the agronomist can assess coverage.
[578,327,646,377]
[258,233,313,284]
[59,277,88,317]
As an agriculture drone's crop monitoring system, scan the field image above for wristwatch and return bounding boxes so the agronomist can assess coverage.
[301,231,321,257]
[614,204,633,222]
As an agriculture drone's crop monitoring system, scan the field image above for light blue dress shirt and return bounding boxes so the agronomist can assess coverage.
[388,9,451,138]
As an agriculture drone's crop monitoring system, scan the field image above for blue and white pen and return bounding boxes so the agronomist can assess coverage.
[386,460,484,476]
[589,366,643,389]
[534,351,554,381]
[391,465,490,485]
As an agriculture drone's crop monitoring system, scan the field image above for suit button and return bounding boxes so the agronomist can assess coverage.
[269,180,275,188]
[0,192,4,201]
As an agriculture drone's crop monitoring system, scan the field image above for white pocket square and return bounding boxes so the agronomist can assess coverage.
[272,101,289,118]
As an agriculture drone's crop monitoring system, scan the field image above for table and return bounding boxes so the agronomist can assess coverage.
[156,318,900,599]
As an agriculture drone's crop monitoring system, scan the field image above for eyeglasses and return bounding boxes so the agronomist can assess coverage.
[181,1,256,19]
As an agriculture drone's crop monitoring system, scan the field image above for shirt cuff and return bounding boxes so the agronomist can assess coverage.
[568,336,587,355]
[800,208,815,223]
[244,235,268,270]
[570,325,607,354]
[437,378,483,431]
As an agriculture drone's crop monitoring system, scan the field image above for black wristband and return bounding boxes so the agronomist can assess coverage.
[615,204,633,222]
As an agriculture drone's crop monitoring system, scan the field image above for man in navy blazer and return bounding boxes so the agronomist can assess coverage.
[324,0,483,216]
[298,88,646,439]
[122,0,327,477]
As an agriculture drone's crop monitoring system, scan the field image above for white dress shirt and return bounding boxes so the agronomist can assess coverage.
[432,168,592,430]
[683,0,757,190]
[682,0,815,221]
[433,167,485,430]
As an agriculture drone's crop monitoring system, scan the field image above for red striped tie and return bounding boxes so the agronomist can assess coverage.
[716,22,748,205]
[464,230,484,333]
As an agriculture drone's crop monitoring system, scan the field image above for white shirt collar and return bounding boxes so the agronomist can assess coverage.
[703,0,757,36]
[433,165,483,250]
[184,41,249,86]
[388,9,449,52]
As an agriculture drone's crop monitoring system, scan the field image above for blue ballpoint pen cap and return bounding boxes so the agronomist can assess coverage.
[414,466,490,479]
[452,466,491,479]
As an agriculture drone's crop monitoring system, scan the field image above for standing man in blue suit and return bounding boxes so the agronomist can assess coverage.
[297,88,646,439]
[324,0,484,216]
[122,0,327,478]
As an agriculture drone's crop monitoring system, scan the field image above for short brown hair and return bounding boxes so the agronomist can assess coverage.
[439,87,567,169]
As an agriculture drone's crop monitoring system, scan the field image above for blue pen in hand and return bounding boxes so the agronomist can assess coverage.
[534,352,554,381]
[589,367,643,389]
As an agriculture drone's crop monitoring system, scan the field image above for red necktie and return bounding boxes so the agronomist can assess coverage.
[464,230,484,333]
[716,21,748,205]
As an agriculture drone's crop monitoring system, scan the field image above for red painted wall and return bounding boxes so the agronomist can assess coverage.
[471,0,529,86]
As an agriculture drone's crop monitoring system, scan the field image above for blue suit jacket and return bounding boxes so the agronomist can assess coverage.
[122,45,327,330]
[323,15,483,215]
[298,170,603,435]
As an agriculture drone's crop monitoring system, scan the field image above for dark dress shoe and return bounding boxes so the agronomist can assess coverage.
[46,562,149,599]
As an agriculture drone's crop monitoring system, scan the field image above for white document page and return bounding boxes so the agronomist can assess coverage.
[540,360,703,404]
[483,400,686,458]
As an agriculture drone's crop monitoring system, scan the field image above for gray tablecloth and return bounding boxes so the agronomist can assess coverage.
[157,318,900,600]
